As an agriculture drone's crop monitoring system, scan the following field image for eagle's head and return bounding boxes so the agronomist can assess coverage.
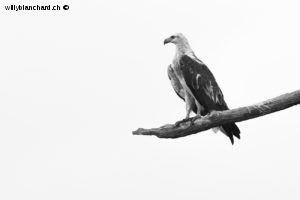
[163,33,188,45]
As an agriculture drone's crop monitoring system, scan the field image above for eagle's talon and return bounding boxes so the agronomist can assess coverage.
[191,115,202,125]
[175,118,191,127]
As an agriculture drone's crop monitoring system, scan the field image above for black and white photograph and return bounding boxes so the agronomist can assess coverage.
[1,0,300,199]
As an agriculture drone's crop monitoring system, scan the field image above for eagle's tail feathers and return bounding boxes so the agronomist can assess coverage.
[219,123,240,145]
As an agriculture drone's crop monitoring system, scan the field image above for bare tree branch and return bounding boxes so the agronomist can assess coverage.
[132,90,300,138]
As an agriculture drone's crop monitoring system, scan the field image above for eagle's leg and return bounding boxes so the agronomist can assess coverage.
[185,97,193,119]
[175,92,193,126]
[191,100,203,124]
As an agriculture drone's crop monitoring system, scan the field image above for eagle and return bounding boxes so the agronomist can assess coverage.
[164,33,240,144]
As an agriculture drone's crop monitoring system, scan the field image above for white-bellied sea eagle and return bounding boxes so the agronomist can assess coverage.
[164,33,240,144]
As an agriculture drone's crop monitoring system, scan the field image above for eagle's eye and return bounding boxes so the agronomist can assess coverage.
[170,35,175,39]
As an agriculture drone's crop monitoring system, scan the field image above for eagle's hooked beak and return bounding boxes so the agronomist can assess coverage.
[164,37,172,45]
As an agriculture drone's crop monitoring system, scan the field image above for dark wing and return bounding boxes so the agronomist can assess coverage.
[179,55,240,144]
[179,55,228,111]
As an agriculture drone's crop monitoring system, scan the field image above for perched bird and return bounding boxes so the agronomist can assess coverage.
[164,33,240,144]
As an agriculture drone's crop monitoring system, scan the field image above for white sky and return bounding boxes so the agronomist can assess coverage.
[0,0,300,199]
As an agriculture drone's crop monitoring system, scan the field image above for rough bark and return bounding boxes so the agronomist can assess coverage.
[132,90,300,138]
